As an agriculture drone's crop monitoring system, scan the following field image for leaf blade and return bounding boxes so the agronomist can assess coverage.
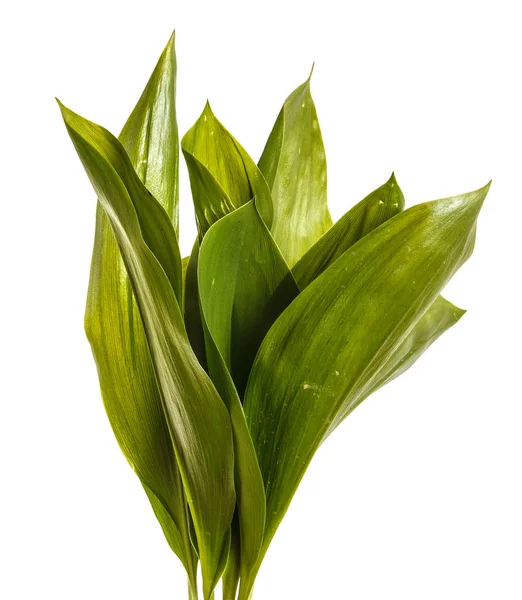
[119,32,180,232]
[182,103,272,236]
[199,201,299,397]
[259,73,332,266]
[60,103,235,599]
[328,295,466,435]
[292,173,405,289]
[80,33,196,583]
[243,184,489,585]
[198,200,299,587]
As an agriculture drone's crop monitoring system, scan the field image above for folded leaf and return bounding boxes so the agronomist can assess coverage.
[199,201,299,397]
[60,103,235,600]
[292,173,405,289]
[119,34,180,236]
[328,295,466,435]
[181,154,236,238]
[243,183,489,592]
[182,102,272,236]
[199,318,265,594]
[198,201,299,592]
[80,33,197,588]
[183,240,208,369]
[259,71,332,266]
[222,516,241,600]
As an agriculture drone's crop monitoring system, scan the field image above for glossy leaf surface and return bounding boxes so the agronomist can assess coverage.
[328,295,466,435]
[259,73,332,266]
[182,103,272,236]
[119,34,180,236]
[199,201,299,397]
[78,33,196,585]
[198,200,299,593]
[292,173,405,289]
[60,104,235,599]
[244,184,489,581]
[183,240,207,369]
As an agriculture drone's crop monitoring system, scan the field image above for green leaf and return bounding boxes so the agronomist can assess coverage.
[198,322,265,592]
[292,173,405,289]
[59,103,235,600]
[119,33,180,235]
[259,70,332,266]
[290,173,463,438]
[183,240,208,369]
[181,255,190,304]
[199,201,299,397]
[328,295,466,435]
[222,517,241,600]
[182,102,272,237]
[79,33,197,588]
[243,183,489,592]
[181,153,235,238]
[198,201,299,589]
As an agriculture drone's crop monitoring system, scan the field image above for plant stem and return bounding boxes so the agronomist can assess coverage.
[188,579,198,600]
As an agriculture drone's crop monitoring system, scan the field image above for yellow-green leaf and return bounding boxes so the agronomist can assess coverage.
[259,72,332,266]
[292,173,405,289]
[182,102,272,237]
[328,295,467,435]
[59,103,235,600]
[79,33,197,588]
[119,34,180,235]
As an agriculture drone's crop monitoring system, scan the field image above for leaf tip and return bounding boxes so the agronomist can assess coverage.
[307,62,315,83]
[470,179,492,211]
[56,98,73,124]
[455,306,467,321]
[165,29,176,53]
[201,99,215,121]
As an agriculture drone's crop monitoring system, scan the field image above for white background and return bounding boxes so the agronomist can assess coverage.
[1,0,521,598]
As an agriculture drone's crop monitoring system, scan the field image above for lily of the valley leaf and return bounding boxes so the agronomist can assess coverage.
[243,184,489,595]
[78,33,199,595]
[59,102,235,600]
[60,31,489,600]
[259,70,333,267]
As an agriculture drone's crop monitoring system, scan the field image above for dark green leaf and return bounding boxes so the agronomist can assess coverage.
[243,184,489,594]
[199,201,299,397]
[198,200,299,590]
[183,240,207,369]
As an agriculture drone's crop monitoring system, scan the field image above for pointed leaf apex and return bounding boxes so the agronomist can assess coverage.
[454,306,467,320]
[165,30,176,52]
[55,98,66,116]
[470,180,492,208]
[201,99,215,120]
[388,171,397,184]
[56,99,76,125]
[306,62,315,85]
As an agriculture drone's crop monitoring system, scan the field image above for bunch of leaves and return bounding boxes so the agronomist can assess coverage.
[58,32,488,600]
